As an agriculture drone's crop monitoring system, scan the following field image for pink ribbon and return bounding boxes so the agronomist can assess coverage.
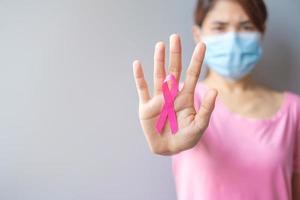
[155,74,179,134]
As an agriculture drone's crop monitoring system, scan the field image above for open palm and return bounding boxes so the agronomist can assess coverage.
[133,34,218,156]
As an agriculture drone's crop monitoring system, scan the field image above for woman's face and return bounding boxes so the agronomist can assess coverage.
[194,0,259,40]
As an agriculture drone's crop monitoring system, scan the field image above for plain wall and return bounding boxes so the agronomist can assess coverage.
[0,0,299,199]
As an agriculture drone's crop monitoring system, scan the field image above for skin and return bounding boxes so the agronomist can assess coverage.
[132,0,299,198]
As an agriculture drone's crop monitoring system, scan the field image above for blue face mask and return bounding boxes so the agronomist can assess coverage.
[202,32,263,80]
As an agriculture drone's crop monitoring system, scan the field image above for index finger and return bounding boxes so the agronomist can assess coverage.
[182,42,205,94]
[133,60,151,103]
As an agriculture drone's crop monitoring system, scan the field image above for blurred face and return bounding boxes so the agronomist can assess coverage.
[193,0,259,40]
[192,0,264,81]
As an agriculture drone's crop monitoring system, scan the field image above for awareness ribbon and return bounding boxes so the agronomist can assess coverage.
[155,74,179,134]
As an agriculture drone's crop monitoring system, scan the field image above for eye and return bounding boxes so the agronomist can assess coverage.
[212,26,225,32]
[241,25,256,31]
[244,26,255,30]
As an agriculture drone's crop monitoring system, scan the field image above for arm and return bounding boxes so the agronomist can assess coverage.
[292,172,300,200]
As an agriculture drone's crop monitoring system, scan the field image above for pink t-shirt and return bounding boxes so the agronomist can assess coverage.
[171,82,300,200]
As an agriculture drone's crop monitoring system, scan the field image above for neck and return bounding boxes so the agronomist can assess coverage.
[203,70,257,94]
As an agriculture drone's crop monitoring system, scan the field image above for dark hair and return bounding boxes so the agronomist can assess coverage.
[194,0,268,32]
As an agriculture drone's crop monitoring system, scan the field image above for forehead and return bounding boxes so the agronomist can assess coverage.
[204,0,250,22]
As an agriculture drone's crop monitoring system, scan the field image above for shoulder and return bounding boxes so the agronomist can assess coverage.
[264,87,300,119]
[285,91,300,109]
[286,91,300,100]
[258,85,300,113]
[283,91,300,127]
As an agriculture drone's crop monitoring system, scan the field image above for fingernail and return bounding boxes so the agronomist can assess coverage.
[155,41,164,50]
[133,60,140,66]
[170,34,181,53]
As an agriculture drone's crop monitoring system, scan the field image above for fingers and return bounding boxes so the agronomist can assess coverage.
[133,60,151,103]
[169,34,182,82]
[153,42,166,95]
[182,42,206,94]
[134,34,183,101]
[194,89,218,130]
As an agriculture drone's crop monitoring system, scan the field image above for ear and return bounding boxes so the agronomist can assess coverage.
[192,25,202,43]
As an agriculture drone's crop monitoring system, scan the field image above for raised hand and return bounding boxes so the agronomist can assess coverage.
[133,34,218,156]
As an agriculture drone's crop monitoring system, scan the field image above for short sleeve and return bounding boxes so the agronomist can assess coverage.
[294,119,300,173]
[293,94,300,173]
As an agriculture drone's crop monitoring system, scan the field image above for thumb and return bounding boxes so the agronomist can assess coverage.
[194,88,218,130]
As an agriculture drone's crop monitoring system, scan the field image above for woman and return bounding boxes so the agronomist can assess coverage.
[132,0,300,199]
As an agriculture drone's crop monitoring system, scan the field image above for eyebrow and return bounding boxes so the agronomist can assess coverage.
[240,20,253,25]
[211,20,253,26]
[211,21,228,25]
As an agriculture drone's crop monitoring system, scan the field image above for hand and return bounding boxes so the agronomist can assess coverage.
[132,34,218,156]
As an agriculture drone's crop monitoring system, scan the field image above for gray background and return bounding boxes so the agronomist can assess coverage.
[0,0,299,199]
